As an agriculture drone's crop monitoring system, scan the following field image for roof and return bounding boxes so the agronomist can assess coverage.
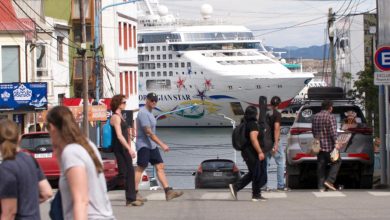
[0,0,34,37]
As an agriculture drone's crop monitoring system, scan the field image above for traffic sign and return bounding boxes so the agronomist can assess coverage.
[374,46,390,71]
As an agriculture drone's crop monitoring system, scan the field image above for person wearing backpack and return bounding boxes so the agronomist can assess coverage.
[108,94,143,207]
[229,106,267,202]
[265,96,290,191]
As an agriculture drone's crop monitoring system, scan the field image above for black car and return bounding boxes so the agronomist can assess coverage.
[194,159,241,189]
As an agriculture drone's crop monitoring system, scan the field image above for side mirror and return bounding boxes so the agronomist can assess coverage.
[240,171,246,176]
[192,172,196,176]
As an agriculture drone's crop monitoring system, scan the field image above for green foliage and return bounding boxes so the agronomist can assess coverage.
[352,65,379,136]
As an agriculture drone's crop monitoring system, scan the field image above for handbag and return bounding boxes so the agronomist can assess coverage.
[309,138,321,155]
[49,190,64,220]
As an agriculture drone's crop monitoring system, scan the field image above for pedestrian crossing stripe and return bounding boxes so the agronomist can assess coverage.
[145,193,166,201]
[312,191,346,197]
[368,191,390,196]
[262,192,287,198]
[201,193,232,200]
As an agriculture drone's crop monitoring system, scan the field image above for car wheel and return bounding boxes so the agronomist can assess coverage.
[359,175,373,189]
[287,174,300,189]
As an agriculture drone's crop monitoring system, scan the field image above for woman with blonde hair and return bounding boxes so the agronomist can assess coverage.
[0,119,52,220]
[45,106,115,220]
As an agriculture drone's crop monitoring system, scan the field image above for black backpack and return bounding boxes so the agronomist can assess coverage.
[258,96,274,153]
[232,121,248,151]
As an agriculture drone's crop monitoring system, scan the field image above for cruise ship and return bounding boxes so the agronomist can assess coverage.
[137,0,314,126]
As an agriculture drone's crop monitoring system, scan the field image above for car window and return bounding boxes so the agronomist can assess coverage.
[297,106,365,124]
[202,161,234,170]
[20,134,51,150]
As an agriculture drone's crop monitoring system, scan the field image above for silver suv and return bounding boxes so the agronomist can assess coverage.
[286,89,374,189]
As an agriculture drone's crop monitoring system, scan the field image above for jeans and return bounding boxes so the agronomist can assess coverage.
[317,150,342,189]
[266,143,285,189]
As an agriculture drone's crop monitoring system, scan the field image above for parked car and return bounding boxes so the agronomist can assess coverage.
[19,132,150,190]
[194,159,241,189]
[286,87,374,189]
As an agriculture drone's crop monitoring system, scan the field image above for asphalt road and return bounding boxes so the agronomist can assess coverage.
[39,189,390,220]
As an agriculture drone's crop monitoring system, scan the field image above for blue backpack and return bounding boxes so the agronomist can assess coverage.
[102,119,112,149]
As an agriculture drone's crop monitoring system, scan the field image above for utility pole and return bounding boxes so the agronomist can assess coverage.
[377,0,390,186]
[327,8,336,86]
[80,0,89,137]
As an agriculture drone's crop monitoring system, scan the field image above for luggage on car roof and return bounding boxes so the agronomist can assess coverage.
[307,87,345,100]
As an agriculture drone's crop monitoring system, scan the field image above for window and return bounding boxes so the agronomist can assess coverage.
[187,62,191,67]
[181,62,185,68]
[57,36,64,61]
[163,54,166,59]
[168,54,172,59]
[146,79,171,90]
[151,72,155,77]
[228,85,233,90]
[163,71,167,76]
[140,72,143,77]
[163,63,167,68]
[36,45,48,77]
[72,0,91,19]
[169,71,173,76]
[150,46,154,51]
[145,47,148,52]
[145,72,149,77]
[157,71,161,77]
[257,85,261,89]
[151,55,154,60]
[73,24,92,42]
[1,46,19,82]
[162,46,166,51]
[230,102,244,115]
[156,46,160,51]
[157,55,160,60]
[175,62,179,68]
[73,58,93,79]
[157,63,161,68]
[169,63,173,68]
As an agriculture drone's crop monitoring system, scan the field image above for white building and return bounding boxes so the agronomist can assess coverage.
[334,13,376,93]
[100,0,138,110]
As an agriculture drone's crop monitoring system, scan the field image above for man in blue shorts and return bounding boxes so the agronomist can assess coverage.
[134,92,183,201]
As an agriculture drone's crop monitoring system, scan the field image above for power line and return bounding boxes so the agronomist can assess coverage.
[12,0,79,50]
[18,0,79,47]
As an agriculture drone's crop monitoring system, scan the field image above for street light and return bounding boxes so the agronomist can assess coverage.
[94,0,141,146]
[218,113,237,163]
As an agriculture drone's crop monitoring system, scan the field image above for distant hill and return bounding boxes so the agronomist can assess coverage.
[266,44,329,60]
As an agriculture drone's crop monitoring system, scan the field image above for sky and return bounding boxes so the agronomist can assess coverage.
[159,0,376,48]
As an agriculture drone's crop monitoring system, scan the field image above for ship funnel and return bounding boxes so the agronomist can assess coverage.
[201,4,213,20]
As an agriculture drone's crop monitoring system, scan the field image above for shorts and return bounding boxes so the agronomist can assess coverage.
[137,147,164,168]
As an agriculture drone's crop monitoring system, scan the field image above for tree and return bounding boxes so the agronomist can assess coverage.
[352,65,379,136]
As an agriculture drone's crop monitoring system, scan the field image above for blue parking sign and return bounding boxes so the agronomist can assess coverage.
[374,46,390,71]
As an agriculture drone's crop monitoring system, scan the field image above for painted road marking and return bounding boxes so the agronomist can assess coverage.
[368,191,390,196]
[263,192,287,198]
[312,191,346,198]
[145,193,167,201]
[201,192,233,200]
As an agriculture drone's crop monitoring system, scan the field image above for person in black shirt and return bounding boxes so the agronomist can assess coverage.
[229,106,267,202]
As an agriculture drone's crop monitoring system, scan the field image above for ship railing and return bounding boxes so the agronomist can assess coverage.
[166,37,257,43]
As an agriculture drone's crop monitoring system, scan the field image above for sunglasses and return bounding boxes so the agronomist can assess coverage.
[150,99,158,103]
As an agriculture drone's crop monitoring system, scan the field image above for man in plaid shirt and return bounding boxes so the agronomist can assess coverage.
[312,100,341,191]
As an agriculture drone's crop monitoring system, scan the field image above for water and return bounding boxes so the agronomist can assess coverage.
[146,127,286,189]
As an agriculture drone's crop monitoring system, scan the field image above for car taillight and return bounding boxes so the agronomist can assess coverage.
[197,165,203,174]
[292,153,315,160]
[142,174,149,182]
[289,127,312,135]
[348,153,370,160]
[232,165,239,173]
[347,127,373,135]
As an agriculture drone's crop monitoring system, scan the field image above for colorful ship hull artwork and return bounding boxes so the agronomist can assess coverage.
[137,0,314,126]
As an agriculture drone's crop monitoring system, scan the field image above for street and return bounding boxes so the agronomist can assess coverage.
[39,189,390,220]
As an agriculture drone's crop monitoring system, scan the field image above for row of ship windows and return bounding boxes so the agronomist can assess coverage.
[138,45,173,53]
[217,60,274,65]
[143,79,283,90]
[139,70,204,77]
[138,54,174,61]
[139,62,192,69]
